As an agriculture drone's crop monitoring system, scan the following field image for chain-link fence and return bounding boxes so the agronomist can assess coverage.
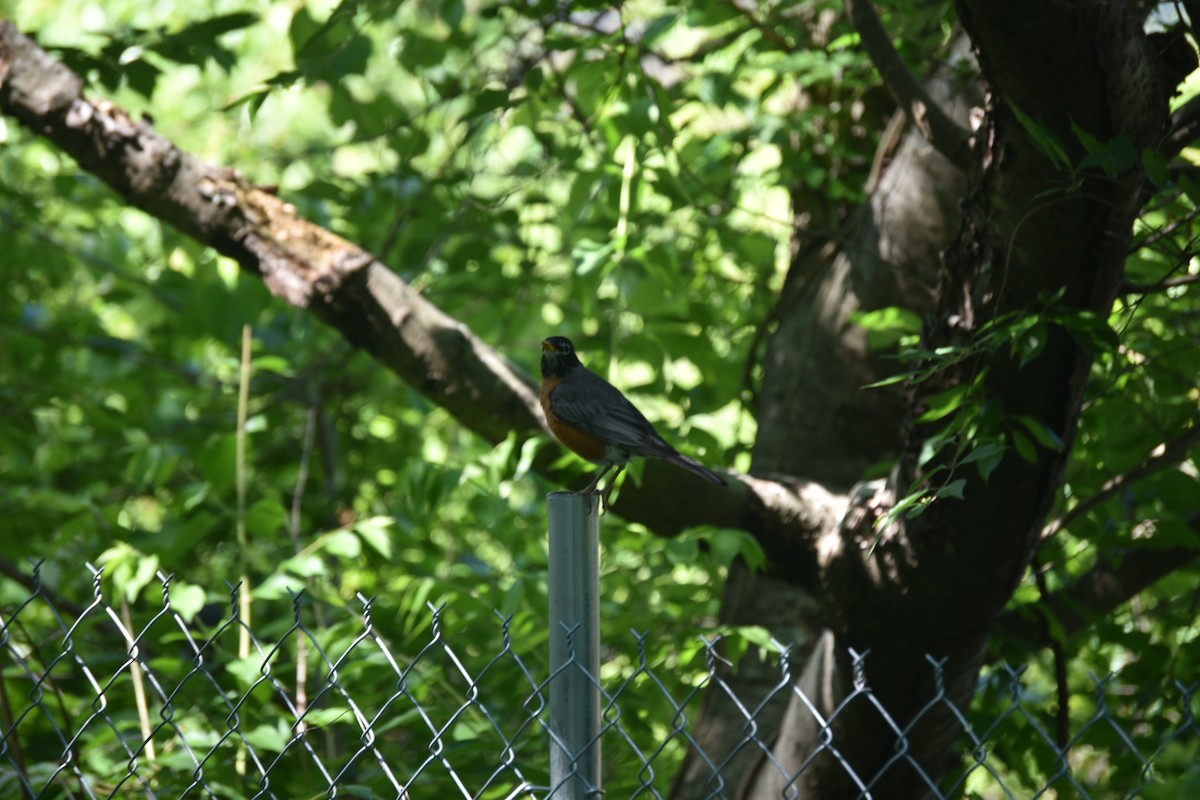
[2,561,1197,799]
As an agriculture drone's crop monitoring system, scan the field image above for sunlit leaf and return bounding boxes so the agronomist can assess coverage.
[916,384,970,424]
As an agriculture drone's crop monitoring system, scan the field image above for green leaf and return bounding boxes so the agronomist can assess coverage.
[703,528,766,571]
[325,529,362,559]
[863,371,919,389]
[1010,428,1038,463]
[852,306,923,351]
[109,549,161,603]
[150,13,259,71]
[225,657,264,689]
[641,14,681,45]
[1179,174,1200,206]
[253,355,294,376]
[1014,320,1048,367]
[181,482,210,512]
[466,89,513,120]
[166,581,206,622]
[301,708,356,728]
[1010,103,1071,169]
[1057,310,1119,352]
[1076,129,1137,176]
[664,536,700,565]
[1014,415,1064,452]
[962,442,1007,482]
[242,722,290,753]
[1152,470,1200,514]
[278,553,327,578]
[396,32,449,71]
[1142,147,1170,187]
[196,434,238,495]
[354,516,394,558]
[707,529,742,566]
[573,238,617,276]
[935,478,966,500]
[916,384,969,423]
[245,498,286,539]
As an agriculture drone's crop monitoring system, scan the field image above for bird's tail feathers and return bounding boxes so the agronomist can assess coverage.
[669,453,727,486]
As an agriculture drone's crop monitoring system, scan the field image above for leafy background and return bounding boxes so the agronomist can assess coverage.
[1,0,1197,796]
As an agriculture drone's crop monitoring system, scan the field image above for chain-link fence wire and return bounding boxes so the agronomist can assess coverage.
[1,563,1197,799]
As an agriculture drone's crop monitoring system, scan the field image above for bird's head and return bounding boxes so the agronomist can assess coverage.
[541,336,582,378]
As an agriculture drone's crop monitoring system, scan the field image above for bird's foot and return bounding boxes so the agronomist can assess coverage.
[580,490,607,515]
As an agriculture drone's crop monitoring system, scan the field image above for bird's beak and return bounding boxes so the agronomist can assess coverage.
[541,340,555,352]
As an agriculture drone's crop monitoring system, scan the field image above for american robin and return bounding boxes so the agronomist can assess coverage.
[540,335,726,508]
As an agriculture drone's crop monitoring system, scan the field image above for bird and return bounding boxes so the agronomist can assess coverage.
[539,335,726,509]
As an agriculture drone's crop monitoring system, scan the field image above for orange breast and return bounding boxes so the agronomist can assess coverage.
[540,377,609,462]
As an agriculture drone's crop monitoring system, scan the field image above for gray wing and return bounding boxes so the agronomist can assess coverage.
[550,372,678,457]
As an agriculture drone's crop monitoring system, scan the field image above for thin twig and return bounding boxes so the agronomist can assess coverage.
[1128,205,1200,253]
[236,325,253,659]
[0,659,33,799]
[724,0,797,52]
[844,0,973,171]
[290,405,317,730]
[290,406,317,544]
[235,324,253,779]
[1121,272,1200,294]
[120,599,156,762]
[1033,561,1070,749]
[1164,92,1200,160]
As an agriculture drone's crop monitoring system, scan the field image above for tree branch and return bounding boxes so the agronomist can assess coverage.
[1031,558,1069,748]
[1041,420,1200,541]
[992,541,1200,655]
[0,20,831,565]
[0,20,545,447]
[1163,76,1200,159]
[1121,272,1200,295]
[844,0,973,171]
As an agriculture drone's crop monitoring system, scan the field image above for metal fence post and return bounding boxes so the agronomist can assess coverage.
[548,491,601,799]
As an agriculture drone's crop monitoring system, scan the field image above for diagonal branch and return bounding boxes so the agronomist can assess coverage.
[844,0,973,171]
[992,539,1200,655]
[0,21,833,569]
[0,20,545,448]
[1041,420,1200,541]
[1122,271,1200,295]
[1165,92,1200,158]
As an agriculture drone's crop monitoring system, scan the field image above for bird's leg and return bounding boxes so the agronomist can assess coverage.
[580,463,613,496]
[598,464,626,513]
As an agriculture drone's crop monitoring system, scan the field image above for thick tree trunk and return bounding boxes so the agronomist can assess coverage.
[672,36,978,800]
[792,4,1165,798]
[678,2,1172,797]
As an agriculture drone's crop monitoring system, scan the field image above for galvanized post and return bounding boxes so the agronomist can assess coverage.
[547,491,601,799]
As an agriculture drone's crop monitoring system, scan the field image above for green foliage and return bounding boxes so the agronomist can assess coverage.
[0,0,876,792]
[1,0,1196,795]
[862,55,1200,790]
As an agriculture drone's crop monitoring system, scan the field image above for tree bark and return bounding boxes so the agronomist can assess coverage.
[766,3,1171,797]
[668,30,979,800]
